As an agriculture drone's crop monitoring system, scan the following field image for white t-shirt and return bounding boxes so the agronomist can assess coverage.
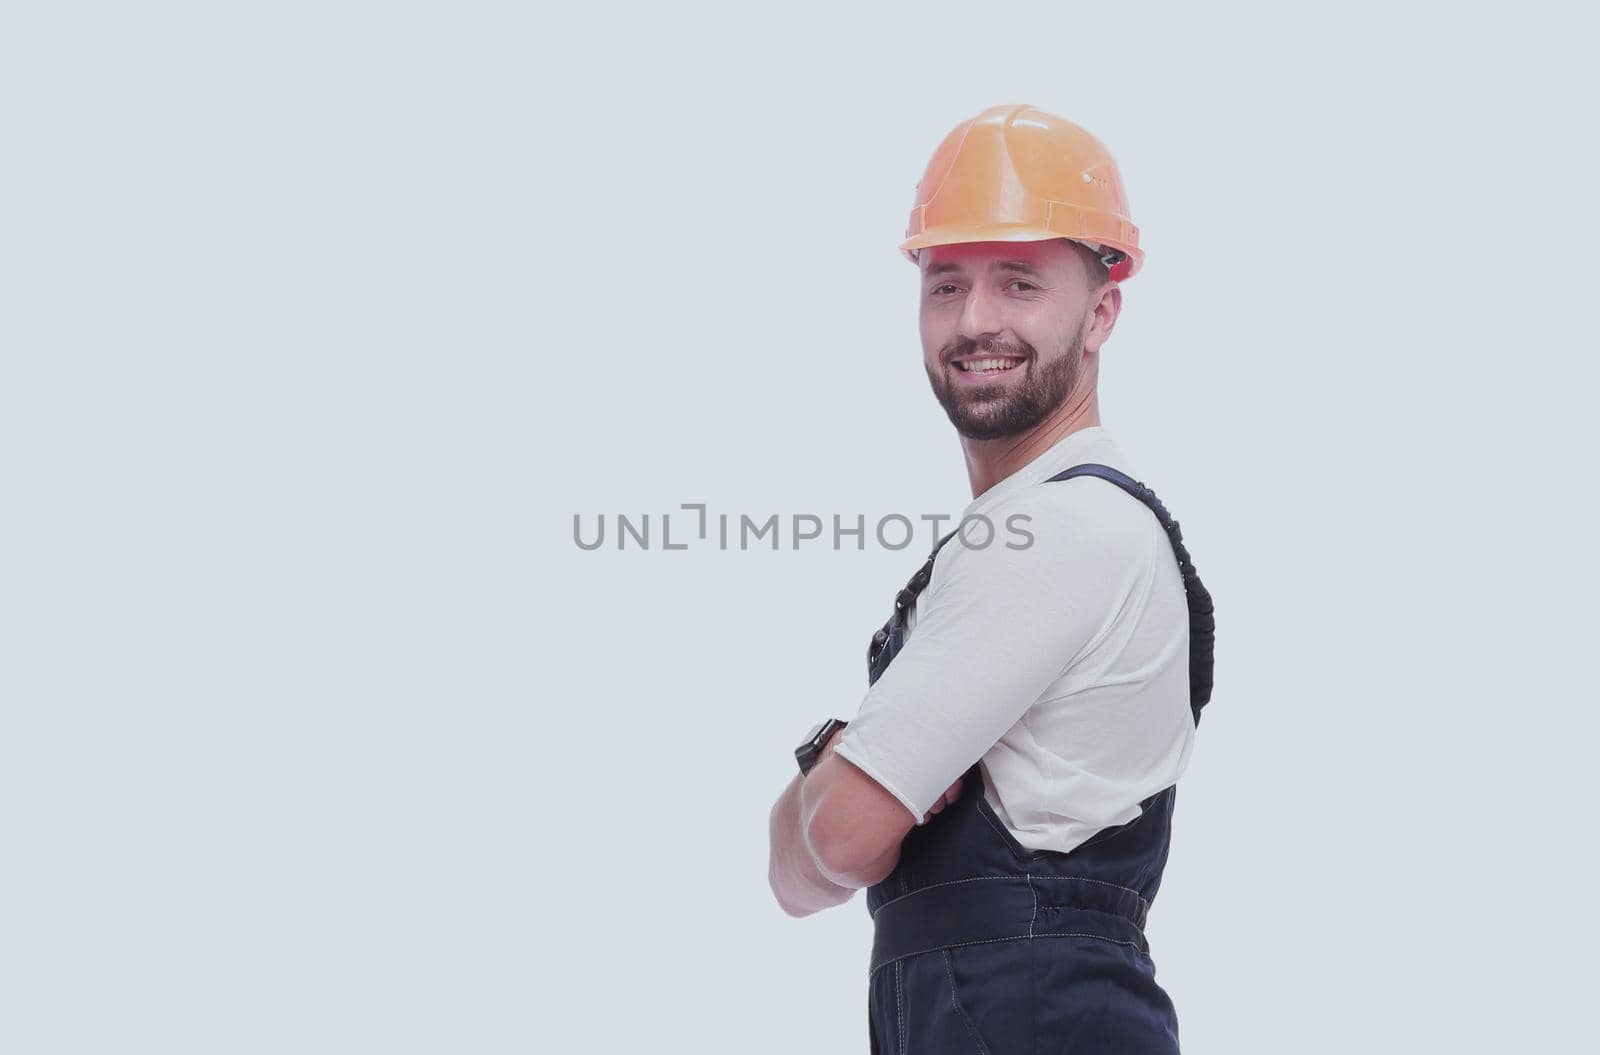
[832,425,1196,856]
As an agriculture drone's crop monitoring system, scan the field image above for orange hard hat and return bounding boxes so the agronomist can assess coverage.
[901,104,1143,281]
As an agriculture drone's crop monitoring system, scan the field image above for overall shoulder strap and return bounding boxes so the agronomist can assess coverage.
[866,528,958,675]
[1045,463,1216,726]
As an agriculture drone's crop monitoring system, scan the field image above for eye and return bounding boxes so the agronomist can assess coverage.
[930,283,962,297]
[1007,280,1039,293]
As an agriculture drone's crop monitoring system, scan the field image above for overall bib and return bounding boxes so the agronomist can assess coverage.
[862,464,1215,1054]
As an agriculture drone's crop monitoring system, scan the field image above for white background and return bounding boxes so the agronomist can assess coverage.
[3,2,1597,1052]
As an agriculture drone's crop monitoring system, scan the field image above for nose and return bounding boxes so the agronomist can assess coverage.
[956,282,1004,343]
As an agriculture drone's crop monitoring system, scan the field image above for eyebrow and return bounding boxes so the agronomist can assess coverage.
[924,260,1042,278]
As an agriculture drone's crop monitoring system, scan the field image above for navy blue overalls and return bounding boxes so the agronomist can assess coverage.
[861,464,1215,1054]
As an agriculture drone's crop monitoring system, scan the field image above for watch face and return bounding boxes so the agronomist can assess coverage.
[797,719,846,776]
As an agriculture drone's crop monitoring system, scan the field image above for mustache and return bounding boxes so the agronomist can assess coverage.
[943,336,1035,363]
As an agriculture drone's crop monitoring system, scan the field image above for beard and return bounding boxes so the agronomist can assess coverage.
[925,331,1084,441]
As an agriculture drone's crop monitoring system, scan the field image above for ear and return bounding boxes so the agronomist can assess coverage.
[1083,282,1122,357]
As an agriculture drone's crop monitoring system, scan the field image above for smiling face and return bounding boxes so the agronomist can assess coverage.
[919,239,1110,441]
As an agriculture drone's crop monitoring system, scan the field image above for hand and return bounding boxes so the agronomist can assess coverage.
[918,775,964,825]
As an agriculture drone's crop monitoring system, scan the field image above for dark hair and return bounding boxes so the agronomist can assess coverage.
[1067,239,1112,287]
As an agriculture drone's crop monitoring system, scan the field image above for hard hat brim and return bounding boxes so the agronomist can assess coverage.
[899,224,1142,279]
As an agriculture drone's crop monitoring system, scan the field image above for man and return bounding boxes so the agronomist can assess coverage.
[768,103,1215,1053]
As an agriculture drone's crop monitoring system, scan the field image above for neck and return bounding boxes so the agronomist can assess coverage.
[961,387,1100,499]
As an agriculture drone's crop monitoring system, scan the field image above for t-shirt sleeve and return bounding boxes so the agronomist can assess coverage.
[831,483,1160,823]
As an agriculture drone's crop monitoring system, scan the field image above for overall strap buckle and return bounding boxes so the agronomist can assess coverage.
[867,529,959,671]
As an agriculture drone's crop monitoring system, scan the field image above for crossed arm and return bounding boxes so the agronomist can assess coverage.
[768,486,1144,917]
[767,729,964,918]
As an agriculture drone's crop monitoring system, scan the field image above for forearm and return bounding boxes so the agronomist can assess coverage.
[768,773,855,917]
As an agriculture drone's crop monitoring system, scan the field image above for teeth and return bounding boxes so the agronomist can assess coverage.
[958,358,1021,373]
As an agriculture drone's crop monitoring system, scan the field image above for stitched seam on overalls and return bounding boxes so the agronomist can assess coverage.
[1033,932,1147,952]
[1026,874,1037,938]
[1032,872,1151,918]
[894,959,905,1055]
[942,949,993,1055]
[870,931,1148,975]
[974,773,1159,893]
[976,793,1148,907]
[870,872,1150,918]
[871,875,1016,915]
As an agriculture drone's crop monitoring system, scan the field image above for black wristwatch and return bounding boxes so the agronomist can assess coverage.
[795,718,848,777]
